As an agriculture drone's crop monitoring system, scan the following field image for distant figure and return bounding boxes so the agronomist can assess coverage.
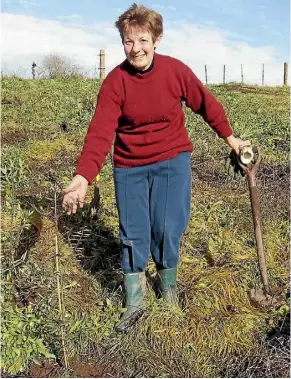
[62,3,250,331]
[32,62,37,80]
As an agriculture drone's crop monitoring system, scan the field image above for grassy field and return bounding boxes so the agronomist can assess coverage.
[1,76,290,377]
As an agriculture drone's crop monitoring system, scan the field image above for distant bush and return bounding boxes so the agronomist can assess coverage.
[37,54,84,79]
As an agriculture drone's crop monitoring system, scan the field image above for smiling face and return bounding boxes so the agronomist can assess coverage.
[123,28,161,71]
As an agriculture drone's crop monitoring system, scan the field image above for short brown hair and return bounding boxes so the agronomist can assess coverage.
[115,3,163,43]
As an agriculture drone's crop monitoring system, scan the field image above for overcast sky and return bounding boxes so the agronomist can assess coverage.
[1,0,290,84]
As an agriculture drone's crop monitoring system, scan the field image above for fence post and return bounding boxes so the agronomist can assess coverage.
[262,64,265,86]
[283,62,288,86]
[32,62,36,79]
[223,64,226,84]
[205,65,208,84]
[241,64,244,84]
[99,49,105,79]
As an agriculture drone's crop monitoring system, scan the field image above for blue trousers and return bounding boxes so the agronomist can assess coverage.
[114,152,191,274]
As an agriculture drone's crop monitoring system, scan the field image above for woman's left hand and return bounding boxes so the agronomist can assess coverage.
[223,134,251,155]
[224,134,251,178]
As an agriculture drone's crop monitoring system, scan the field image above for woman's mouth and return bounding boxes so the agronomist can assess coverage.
[132,54,145,60]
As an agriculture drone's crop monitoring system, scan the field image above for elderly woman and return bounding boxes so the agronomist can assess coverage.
[63,3,249,331]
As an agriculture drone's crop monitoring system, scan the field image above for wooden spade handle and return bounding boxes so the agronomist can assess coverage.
[237,146,270,294]
[247,171,270,294]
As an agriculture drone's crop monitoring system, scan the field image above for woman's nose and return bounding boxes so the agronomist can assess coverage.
[132,42,141,53]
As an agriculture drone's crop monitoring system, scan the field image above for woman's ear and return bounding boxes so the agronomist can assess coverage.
[154,34,162,48]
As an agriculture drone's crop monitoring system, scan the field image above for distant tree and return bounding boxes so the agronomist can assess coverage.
[38,54,83,78]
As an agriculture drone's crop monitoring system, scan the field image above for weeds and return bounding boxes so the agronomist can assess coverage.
[1,78,289,377]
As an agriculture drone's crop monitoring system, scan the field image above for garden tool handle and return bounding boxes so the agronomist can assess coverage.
[236,146,270,293]
[237,145,261,175]
[236,146,270,294]
[247,177,270,294]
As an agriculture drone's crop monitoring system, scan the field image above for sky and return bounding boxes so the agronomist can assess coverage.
[1,0,290,84]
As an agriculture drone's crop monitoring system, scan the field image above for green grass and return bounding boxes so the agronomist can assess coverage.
[1,77,290,377]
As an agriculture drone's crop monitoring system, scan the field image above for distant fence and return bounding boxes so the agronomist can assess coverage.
[204,62,289,86]
[26,49,288,86]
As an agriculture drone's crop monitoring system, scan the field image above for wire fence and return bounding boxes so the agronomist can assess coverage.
[1,51,289,86]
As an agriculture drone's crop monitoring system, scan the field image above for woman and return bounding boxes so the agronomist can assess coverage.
[63,3,249,331]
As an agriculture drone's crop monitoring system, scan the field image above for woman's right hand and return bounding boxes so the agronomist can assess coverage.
[62,175,89,215]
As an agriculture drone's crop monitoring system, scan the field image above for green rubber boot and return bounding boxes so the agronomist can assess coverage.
[157,267,179,306]
[116,272,144,332]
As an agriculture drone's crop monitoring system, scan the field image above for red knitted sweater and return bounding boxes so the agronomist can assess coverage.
[74,53,232,183]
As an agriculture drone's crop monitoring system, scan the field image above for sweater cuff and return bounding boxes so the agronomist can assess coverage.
[73,170,96,185]
[215,124,233,138]
[218,129,233,138]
